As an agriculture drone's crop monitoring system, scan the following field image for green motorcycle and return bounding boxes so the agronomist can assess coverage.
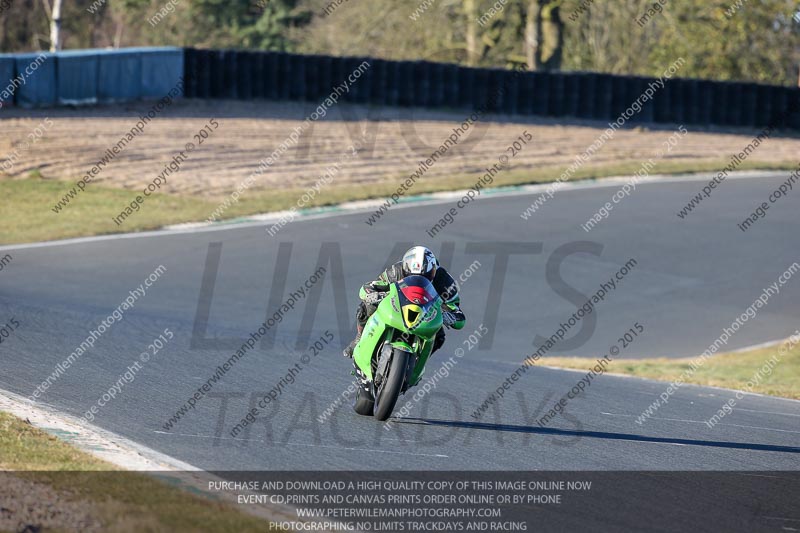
[352,275,443,421]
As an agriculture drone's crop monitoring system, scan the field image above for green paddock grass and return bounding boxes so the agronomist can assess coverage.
[539,337,800,400]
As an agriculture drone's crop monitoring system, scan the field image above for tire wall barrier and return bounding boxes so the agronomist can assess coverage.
[184,48,800,130]
[183,48,800,130]
[2,46,798,131]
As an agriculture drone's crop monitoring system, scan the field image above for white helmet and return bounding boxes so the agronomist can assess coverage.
[402,246,438,281]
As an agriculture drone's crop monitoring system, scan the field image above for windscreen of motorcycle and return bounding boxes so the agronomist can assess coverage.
[396,275,440,329]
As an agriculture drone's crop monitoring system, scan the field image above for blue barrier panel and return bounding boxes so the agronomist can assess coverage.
[594,73,613,121]
[740,83,757,128]
[684,79,700,126]
[548,72,565,116]
[563,73,579,117]
[518,71,535,115]
[630,77,654,124]
[710,82,727,125]
[369,58,388,105]
[773,86,790,128]
[473,68,489,111]
[277,52,292,100]
[140,47,183,99]
[98,49,141,102]
[666,78,684,124]
[501,69,518,115]
[788,88,800,129]
[610,75,630,120]
[251,51,265,99]
[726,83,743,126]
[676,78,690,124]
[289,53,306,101]
[332,57,354,102]
[486,68,503,112]
[385,59,400,106]
[182,48,199,98]
[697,80,713,127]
[208,50,225,98]
[249,51,264,99]
[0,54,16,108]
[491,68,511,113]
[201,48,215,99]
[262,52,279,100]
[623,77,640,123]
[755,85,774,127]
[252,51,266,99]
[344,57,367,103]
[191,48,213,99]
[328,54,344,101]
[654,78,671,123]
[430,62,445,107]
[14,52,56,108]
[223,50,238,99]
[357,57,372,103]
[766,86,788,128]
[413,61,430,107]
[531,71,550,116]
[442,63,459,109]
[577,72,595,119]
[57,50,98,105]
[641,77,656,124]
[778,87,791,128]
[303,54,321,101]
[397,61,414,107]
[236,51,254,100]
[317,55,333,100]
[456,66,474,109]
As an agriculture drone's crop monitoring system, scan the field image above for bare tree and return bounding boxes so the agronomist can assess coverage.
[525,0,542,69]
[525,0,563,70]
[40,0,63,51]
[540,0,563,70]
[463,0,480,65]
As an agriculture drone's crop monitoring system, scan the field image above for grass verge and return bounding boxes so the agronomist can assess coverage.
[0,411,275,532]
[1,158,796,245]
[539,337,800,400]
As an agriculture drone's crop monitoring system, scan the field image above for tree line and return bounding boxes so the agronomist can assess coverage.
[1,0,798,86]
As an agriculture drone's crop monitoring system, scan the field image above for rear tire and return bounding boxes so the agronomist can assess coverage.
[353,385,374,416]
[373,349,410,421]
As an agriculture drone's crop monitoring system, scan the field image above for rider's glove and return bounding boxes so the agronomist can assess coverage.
[363,291,386,305]
[442,311,457,328]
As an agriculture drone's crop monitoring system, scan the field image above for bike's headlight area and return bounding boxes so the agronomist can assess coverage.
[402,304,423,328]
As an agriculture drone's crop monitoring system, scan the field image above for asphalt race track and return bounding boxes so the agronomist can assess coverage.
[1,172,799,475]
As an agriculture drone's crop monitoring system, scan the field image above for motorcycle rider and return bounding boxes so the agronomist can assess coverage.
[343,246,466,370]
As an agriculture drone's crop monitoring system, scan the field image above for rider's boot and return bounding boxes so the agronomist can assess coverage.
[342,323,364,358]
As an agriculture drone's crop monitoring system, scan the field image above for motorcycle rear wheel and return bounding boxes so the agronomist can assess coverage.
[353,384,375,416]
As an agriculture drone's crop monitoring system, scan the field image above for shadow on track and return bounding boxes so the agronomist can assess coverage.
[393,417,800,454]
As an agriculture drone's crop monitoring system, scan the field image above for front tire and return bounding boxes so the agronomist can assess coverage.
[373,349,410,421]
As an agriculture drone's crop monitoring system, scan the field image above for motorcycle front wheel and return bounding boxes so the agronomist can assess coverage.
[373,348,410,421]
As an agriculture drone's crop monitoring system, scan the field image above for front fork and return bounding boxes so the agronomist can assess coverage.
[359,322,433,389]
[375,343,420,395]
[406,337,433,388]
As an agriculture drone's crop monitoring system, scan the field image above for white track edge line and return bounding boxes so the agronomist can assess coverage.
[0,169,789,251]
[0,386,340,529]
